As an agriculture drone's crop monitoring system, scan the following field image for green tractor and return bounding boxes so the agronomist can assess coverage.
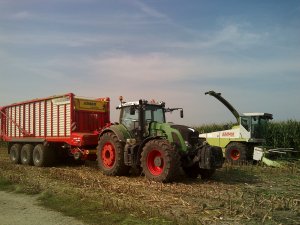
[97,97,224,182]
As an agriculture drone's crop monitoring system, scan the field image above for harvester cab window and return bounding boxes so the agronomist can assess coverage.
[251,116,267,139]
[241,117,251,132]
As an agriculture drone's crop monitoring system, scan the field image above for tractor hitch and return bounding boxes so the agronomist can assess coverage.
[194,143,224,170]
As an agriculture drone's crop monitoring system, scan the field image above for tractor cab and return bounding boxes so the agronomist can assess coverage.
[118,101,165,133]
[117,98,183,141]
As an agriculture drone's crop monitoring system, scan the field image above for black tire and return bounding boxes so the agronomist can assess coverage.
[199,169,215,180]
[225,142,248,163]
[20,144,34,165]
[141,139,180,182]
[9,143,22,164]
[97,132,130,176]
[183,164,200,179]
[33,144,53,167]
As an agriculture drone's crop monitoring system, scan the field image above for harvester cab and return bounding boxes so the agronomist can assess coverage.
[97,97,224,182]
[200,91,273,163]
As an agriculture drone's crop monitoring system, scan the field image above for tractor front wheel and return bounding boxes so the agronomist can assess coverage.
[97,132,130,176]
[141,139,180,182]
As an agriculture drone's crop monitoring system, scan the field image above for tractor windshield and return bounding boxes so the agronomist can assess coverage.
[145,105,165,123]
[120,104,165,136]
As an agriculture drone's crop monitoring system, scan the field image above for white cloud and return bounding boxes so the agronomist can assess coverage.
[89,53,189,82]
[205,24,265,48]
[86,52,300,84]
[166,24,267,50]
[130,0,169,20]
[9,11,33,20]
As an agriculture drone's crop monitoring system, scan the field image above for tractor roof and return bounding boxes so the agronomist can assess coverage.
[117,100,165,108]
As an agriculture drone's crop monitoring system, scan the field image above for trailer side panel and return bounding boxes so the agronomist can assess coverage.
[2,94,72,140]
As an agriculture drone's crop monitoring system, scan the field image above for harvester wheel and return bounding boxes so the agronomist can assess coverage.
[225,142,247,163]
[9,143,22,164]
[141,139,180,182]
[199,169,215,180]
[21,144,34,165]
[33,144,54,167]
[97,132,130,176]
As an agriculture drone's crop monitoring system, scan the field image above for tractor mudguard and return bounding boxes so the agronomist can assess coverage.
[99,124,130,143]
[197,145,224,170]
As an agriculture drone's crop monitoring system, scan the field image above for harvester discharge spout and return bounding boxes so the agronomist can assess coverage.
[205,90,240,123]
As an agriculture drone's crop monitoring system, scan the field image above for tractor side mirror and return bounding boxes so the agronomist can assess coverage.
[180,110,184,118]
[130,105,135,115]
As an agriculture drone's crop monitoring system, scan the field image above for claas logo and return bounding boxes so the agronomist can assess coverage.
[222,132,235,137]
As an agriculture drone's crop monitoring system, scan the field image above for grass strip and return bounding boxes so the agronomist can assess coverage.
[0,176,171,225]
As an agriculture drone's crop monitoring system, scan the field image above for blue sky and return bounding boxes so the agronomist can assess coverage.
[0,0,299,125]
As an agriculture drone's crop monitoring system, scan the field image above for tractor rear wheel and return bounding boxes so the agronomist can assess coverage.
[97,132,130,176]
[225,142,248,163]
[141,139,180,182]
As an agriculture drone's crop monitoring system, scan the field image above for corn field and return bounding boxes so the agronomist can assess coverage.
[195,120,300,150]
[265,120,300,150]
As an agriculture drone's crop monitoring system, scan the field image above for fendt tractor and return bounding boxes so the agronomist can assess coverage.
[199,91,273,163]
[97,97,224,182]
[0,93,224,183]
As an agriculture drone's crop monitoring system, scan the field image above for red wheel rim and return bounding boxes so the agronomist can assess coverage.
[147,149,164,176]
[101,142,115,168]
[230,149,240,160]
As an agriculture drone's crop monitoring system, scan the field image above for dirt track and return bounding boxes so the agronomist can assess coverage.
[0,191,86,225]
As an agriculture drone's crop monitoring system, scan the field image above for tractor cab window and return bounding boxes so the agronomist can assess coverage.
[120,106,139,131]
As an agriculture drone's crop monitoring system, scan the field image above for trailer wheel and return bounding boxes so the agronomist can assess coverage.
[97,132,130,176]
[141,139,180,182]
[199,169,215,180]
[33,144,53,167]
[9,144,22,164]
[225,142,247,163]
[21,144,34,165]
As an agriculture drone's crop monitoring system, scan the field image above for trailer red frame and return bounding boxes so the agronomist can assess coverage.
[0,93,110,163]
